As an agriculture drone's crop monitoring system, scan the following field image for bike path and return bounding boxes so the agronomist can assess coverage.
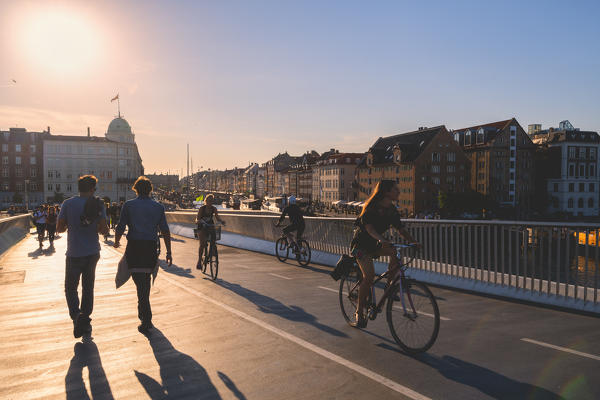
[1,231,598,399]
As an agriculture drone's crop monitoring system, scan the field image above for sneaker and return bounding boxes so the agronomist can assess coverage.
[196,260,202,270]
[138,321,154,334]
[353,311,367,329]
[73,315,92,338]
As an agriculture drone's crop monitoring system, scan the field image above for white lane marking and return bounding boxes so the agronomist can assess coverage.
[269,273,292,280]
[318,286,338,294]
[319,287,450,321]
[233,264,251,269]
[161,275,430,400]
[521,338,600,362]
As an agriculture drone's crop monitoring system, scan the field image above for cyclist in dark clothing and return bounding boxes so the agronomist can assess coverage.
[350,180,419,328]
[276,195,305,242]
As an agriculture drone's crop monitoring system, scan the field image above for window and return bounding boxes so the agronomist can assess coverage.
[465,131,472,145]
[30,183,37,191]
[447,165,455,173]
[510,127,516,137]
[431,165,440,173]
[1,144,6,152]
[510,161,515,169]
[30,144,36,153]
[29,156,36,165]
[16,183,23,192]
[431,152,440,162]
[579,165,585,177]
[30,168,36,178]
[477,129,484,143]
[15,144,21,152]
[447,152,456,162]
[1,183,8,191]
[568,198,574,208]
[590,183,595,192]
[579,147,586,159]
[15,156,21,165]
[510,172,515,180]
[590,164,595,177]
[569,164,575,177]
[1,168,7,178]
[589,198,594,208]
[569,147,576,159]
[2,156,7,165]
[48,184,53,191]
[48,170,54,178]
[569,183,574,192]
[510,184,515,191]
[591,148,597,160]
[578,198,584,208]
[510,150,515,157]
[15,168,22,178]
[510,138,516,147]
[432,177,440,185]
[454,133,460,143]
[66,184,72,192]
[579,183,585,192]
[554,183,559,192]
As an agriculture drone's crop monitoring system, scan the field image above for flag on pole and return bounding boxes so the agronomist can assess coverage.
[111,94,119,102]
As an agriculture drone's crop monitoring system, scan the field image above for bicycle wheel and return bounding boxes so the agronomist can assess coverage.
[339,264,361,326]
[296,240,311,266]
[209,245,219,281]
[386,279,440,354]
[275,237,289,262]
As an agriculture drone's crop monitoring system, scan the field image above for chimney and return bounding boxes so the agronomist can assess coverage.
[47,126,50,134]
[87,127,90,137]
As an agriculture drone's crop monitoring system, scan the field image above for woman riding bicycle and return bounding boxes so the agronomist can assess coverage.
[195,194,226,269]
[350,180,419,328]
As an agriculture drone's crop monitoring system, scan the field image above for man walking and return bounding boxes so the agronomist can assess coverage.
[57,175,109,338]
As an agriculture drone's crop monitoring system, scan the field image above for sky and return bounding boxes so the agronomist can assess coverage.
[0,0,599,174]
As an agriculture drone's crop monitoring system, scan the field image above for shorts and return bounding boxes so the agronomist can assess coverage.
[283,223,305,240]
[35,223,46,236]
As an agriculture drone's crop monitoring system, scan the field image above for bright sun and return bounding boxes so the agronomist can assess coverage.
[21,6,101,78]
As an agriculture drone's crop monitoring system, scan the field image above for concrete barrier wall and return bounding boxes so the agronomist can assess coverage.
[0,215,33,257]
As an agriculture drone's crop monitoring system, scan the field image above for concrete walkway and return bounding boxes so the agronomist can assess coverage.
[1,230,599,399]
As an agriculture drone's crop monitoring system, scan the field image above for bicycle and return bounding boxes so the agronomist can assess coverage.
[195,222,221,280]
[339,244,440,354]
[274,224,311,266]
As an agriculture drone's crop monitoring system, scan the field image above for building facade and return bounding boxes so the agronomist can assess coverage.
[145,173,180,191]
[43,117,144,203]
[356,126,470,215]
[452,118,535,212]
[532,128,600,217]
[313,152,363,203]
[0,127,49,208]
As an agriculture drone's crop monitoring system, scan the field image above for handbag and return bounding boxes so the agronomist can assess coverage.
[330,254,355,281]
[115,255,130,289]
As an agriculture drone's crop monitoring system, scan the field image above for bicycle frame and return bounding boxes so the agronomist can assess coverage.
[350,245,418,319]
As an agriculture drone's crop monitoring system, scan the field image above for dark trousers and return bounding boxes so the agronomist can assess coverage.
[132,273,152,323]
[47,225,56,242]
[65,253,100,321]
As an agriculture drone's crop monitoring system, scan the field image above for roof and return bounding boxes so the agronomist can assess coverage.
[362,126,447,165]
[452,119,512,133]
[532,130,600,145]
[44,135,113,143]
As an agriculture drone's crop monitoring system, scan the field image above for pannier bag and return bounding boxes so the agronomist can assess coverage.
[331,254,355,281]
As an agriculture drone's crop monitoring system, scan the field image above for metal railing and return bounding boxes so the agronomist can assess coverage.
[166,212,600,307]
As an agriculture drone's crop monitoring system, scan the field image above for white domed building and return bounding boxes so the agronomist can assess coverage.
[43,115,144,203]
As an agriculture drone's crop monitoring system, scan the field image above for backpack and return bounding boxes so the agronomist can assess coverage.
[80,196,103,227]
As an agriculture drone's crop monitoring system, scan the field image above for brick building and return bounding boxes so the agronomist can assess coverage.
[0,127,49,208]
[356,126,470,215]
[452,118,535,212]
[313,152,363,203]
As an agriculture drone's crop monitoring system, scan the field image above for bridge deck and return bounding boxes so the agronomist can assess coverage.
[0,231,599,399]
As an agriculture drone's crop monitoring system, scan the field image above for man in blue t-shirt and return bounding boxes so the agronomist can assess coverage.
[57,175,109,338]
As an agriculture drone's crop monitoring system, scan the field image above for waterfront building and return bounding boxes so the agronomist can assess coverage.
[0,127,49,208]
[356,126,470,215]
[452,118,535,213]
[145,173,179,191]
[312,151,363,203]
[532,124,600,217]
[43,116,144,203]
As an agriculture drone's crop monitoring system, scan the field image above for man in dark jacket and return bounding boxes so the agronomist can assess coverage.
[275,195,305,243]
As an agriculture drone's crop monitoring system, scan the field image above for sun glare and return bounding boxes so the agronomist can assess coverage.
[21,6,102,78]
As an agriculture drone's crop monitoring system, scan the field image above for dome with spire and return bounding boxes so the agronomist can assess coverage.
[106,116,135,143]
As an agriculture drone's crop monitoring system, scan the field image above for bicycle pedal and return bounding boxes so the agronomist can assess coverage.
[368,309,377,320]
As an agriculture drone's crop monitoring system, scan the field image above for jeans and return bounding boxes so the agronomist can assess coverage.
[65,253,100,321]
[132,273,152,324]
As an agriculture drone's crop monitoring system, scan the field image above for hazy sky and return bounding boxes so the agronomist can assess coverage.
[1,1,599,174]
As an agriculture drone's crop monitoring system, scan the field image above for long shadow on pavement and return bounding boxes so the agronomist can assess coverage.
[379,348,565,400]
[216,280,348,338]
[65,338,114,400]
[159,261,195,278]
[135,328,227,399]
